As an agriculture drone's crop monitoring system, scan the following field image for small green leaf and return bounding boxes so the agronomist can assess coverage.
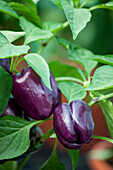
[61,0,92,39]
[19,17,52,44]
[0,116,38,160]
[0,33,30,59]
[43,21,63,32]
[67,149,79,170]
[40,149,65,170]
[0,0,18,18]
[24,53,52,90]
[0,31,25,43]
[82,54,113,66]
[51,0,62,8]
[58,82,86,103]
[86,65,113,91]
[0,67,13,116]
[49,61,86,81]
[9,2,42,27]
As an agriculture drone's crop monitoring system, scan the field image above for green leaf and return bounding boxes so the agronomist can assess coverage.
[9,2,42,27]
[40,149,65,170]
[61,0,92,39]
[67,149,79,170]
[24,53,52,90]
[0,115,38,160]
[0,67,13,116]
[0,0,18,18]
[51,0,62,8]
[99,99,113,138]
[58,82,86,103]
[68,44,98,75]
[82,54,113,66]
[0,32,30,59]
[49,60,87,81]
[0,161,17,170]
[0,31,25,43]
[19,17,52,44]
[21,0,37,12]
[43,21,63,32]
[86,65,113,91]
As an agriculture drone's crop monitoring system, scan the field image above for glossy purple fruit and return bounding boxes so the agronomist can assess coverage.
[1,97,23,117]
[12,67,60,120]
[53,100,94,149]
[0,58,11,72]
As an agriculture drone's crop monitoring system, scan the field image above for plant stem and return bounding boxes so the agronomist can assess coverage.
[10,57,14,73]
[37,21,69,55]
[16,155,30,170]
[93,136,113,144]
[31,128,54,151]
[89,5,103,11]
[80,0,89,8]
[76,0,80,8]
[88,93,113,106]
[55,76,84,84]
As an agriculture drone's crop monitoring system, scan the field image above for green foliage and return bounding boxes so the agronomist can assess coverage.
[61,0,92,39]
[0,33,30,59]
[0,115,38,160]
[43,21,63,32]
[19,17,52,44]
[0,31,25,43]
[86,65,113,90]
[0,161,17,170]
[0,0,18,18]
[49,60,86,81]
[0,67,13,116]
[24,53,52,90]
[40,148,65,170]
[51,0,62,8]
[9,2,42,27]
[58,82,87,103]
[67,149,79,170]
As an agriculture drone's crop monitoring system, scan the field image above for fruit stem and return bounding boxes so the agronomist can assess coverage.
[88,92,113,106]
[55,77,84,84]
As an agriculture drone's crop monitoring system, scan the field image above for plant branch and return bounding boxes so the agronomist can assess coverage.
[88,93,113,106]
[93,136,113,144]
[55,77,84,84]
[16,155,30,170]
[80,0,89,8]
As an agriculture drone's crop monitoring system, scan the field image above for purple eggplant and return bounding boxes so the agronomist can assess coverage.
[53,100,94,149]
[12,67,60,120]
[0,58,11,72]
[1,97,23,117]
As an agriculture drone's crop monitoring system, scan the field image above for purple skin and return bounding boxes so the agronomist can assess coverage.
[12,67,60,120]
[0,58,11,72]
[1,97,23,117]
[53,100,94,149]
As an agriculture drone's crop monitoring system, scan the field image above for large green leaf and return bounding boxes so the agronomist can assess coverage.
[49,61,87,81]
[61,0,92,39]
[40,149,65,170]
[0,0,18,18]
[81,54,113,66]
[0,67,13,116]
[0,31,25,43]
[0,32,30,59]
[9,2,42,27]
[0,116,38,160]
[19,17,52,44]
[86,65,113,91]
[58,82,86,103]
[24,53,52,90]
[67,149,79,170]
[99,99,113,138]
[68,44,98,75]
